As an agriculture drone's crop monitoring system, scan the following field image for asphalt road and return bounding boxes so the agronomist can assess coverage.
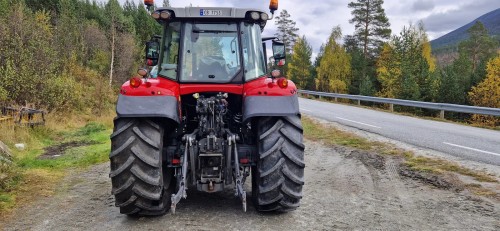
[299,98,500,166]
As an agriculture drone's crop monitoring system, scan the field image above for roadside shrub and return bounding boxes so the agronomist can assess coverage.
[0,163,21,193]
[0,86,7,102]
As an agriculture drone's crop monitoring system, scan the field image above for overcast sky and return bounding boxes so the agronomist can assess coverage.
[116,0,500,56]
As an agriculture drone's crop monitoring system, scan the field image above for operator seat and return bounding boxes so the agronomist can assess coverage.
[198,56,229,80]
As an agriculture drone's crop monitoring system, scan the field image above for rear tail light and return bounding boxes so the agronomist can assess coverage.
[277,77,288,89]
[129,77,142,88]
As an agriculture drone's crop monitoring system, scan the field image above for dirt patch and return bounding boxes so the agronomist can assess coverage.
[38,141,99,159]
[347,149,385,170]
[399,164,463,190]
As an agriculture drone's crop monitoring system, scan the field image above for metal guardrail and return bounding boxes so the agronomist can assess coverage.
[298,90,500,118]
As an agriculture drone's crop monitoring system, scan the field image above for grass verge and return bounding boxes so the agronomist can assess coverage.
[302,116,499,197]
[0,112,114,217]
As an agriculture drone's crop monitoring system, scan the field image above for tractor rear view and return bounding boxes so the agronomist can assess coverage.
[109,0,305,216]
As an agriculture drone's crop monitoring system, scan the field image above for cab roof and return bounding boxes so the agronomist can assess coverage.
[157,7,266,19]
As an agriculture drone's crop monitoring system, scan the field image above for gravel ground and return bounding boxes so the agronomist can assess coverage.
[3,140,500,230]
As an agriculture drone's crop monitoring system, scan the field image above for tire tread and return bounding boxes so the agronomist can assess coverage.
[253,116,305,212]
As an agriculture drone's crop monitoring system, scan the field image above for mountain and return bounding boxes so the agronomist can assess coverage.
[430,8,500,51]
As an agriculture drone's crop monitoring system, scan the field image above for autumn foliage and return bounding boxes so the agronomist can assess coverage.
[468,56,500,126]
[0,0,160,113]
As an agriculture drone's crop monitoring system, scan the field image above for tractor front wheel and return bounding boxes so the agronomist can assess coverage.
[252,116,305,212]
[109,118,175,216]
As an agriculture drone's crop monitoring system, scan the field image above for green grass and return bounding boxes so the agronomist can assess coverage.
[75,122,106,136]
[303,117,372,150]
[0,120,112,215]
[405,156,497,183]
[15,125,110,170]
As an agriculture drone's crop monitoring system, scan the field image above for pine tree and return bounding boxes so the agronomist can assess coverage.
[460,21,498,71]
[347,0,391,96]
[458,21,499,86]
[436,22,498,105]
[310,44,325,91]
[376,23,435,101]
[344,35,372,95]
[288,36,313,89]
[274,9,299,55]
[133,2,161,44]
[348,0,391,58]
[25,0,61,16]
[316,27,351,93]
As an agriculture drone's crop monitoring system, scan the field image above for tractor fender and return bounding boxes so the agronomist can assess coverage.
[242,95,300,122]
[116,94,180,124]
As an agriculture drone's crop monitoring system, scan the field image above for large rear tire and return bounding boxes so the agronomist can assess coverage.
[252,116,305,212]
[109,118,175,216]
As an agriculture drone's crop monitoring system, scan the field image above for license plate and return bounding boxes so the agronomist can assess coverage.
[200,9,222,16]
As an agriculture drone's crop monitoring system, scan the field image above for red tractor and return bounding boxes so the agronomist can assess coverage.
[110,0,304,216]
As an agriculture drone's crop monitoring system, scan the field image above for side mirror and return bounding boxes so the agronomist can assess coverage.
[272,40,286,63]
[145,40,160,66]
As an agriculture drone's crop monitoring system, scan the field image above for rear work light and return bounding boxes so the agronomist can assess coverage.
[152,10,173,20]
[271,69,281,78]
[129,77,142,88]
[261,13,269,21]
[152,12,160,19]
[160,11,171,19]
[250,12,260,20]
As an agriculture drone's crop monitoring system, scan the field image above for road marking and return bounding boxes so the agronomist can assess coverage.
[301,109,313,112]
[335,117,381,129]
[443,142,500,157]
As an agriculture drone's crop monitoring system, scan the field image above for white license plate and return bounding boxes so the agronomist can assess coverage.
[200,9,222,16]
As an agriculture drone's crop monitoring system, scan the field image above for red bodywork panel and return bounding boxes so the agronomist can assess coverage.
[180,84,243,95]
[120,76,298,98]
[120,78,180,97]
[243,77,297,97]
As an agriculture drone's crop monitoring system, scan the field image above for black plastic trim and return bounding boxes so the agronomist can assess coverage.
[116,94,180,123]
[242,95,300,121]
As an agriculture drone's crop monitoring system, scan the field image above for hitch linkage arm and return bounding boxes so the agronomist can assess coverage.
[229,134,247,212]
[171,132,196,214]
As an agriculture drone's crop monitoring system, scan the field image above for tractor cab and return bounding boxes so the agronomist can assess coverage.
[142,5,285,84]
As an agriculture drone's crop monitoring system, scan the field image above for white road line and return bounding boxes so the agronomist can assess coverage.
[443,142,500,157]
[335,117,381,129]
[301,109,313,112]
